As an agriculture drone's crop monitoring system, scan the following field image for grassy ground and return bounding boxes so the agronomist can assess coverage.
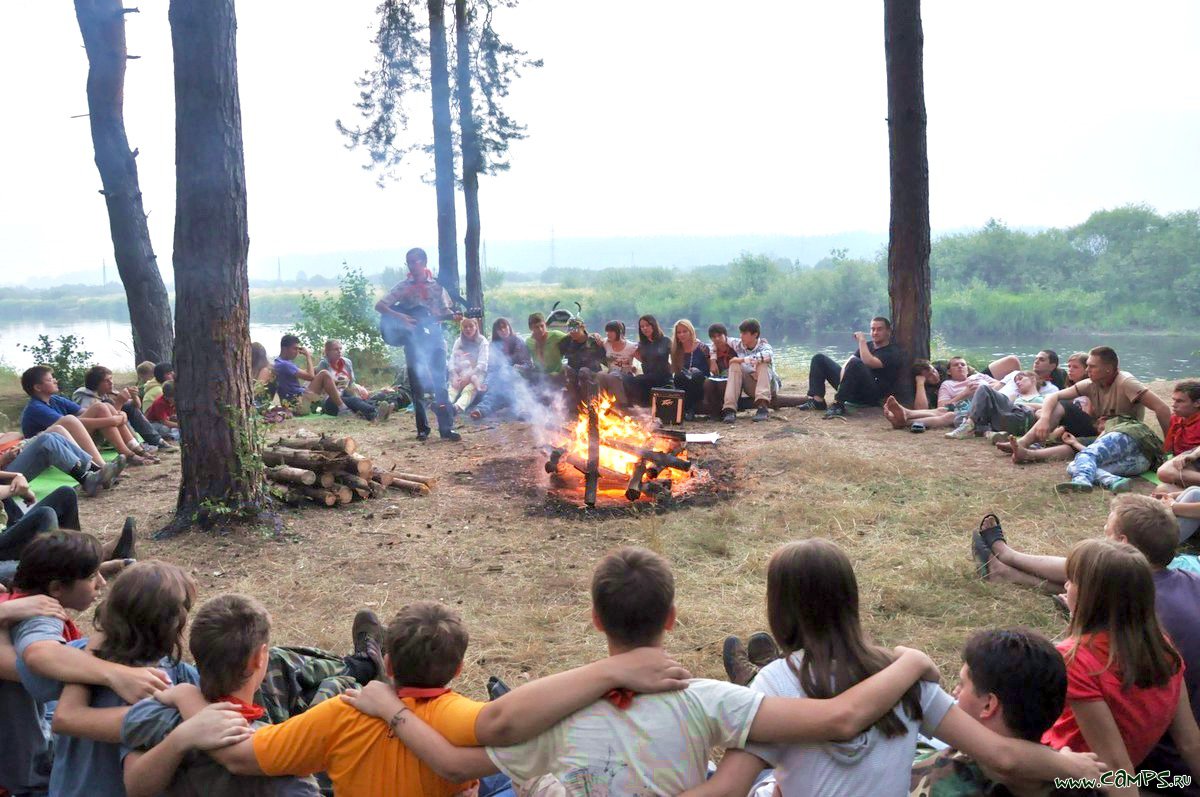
[1,370,1190,699]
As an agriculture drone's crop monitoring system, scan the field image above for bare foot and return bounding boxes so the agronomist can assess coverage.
[1012,443,1036,465]
[882,402,906,430]
[994,439,1014,453]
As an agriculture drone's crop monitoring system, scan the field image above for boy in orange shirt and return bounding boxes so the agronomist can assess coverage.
[148,599,691,797]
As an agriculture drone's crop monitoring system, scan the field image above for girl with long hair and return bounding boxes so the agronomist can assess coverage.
[670,319,711,420]
[693,539,1105,796]
[1042,539,1200,793]
[623,314,670,406]
[48,561,221,796]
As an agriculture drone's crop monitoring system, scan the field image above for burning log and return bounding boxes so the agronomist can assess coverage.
[544,445,566,474]
[584,405,600,507]
[625,459,649,501]
[597,439,692,473]
[264,465,317,487]
[273,435,356,455]
[563,454,627,482]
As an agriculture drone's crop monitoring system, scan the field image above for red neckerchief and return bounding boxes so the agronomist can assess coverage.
[604,688,636,710]
[395,686,452,700]
[217,694,267,721]
[405,269,437,301]
[0,590,82,642]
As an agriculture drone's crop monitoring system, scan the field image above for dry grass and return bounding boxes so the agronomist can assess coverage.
[55,378,1190,696]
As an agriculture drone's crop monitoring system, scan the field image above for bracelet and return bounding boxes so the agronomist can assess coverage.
[387,706,410,736]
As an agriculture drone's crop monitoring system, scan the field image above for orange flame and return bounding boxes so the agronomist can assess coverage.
[560,393,689,482]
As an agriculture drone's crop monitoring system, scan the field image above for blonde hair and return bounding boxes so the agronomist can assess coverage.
[670,319,699,372]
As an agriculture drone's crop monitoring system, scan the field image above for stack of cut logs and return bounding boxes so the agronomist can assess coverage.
[262,435,434,507]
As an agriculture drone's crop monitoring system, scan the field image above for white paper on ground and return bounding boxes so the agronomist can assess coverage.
[685,432,721,444]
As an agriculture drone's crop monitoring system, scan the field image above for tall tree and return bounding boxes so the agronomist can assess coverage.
[165,0,266,533]
[428,0,460,296]
[455,0,482,310]
[73,0,174,363]
[340,0,537,305]
[884,0,931,401]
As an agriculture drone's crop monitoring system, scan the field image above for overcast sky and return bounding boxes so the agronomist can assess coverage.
[2,0,1197,282]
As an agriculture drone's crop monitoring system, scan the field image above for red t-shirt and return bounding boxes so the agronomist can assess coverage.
[1042,632,1183,765]
[1165,413,1200,456]
[146,396,175,423]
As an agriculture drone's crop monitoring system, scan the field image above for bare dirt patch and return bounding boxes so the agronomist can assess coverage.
[62,380,1187,695]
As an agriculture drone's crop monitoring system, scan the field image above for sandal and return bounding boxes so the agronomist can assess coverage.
[126,454,152,466]
[971,531,991,579]
[978,514,1005,551]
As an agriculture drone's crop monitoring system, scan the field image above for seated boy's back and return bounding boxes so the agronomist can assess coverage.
[250,687,485,797]
[488,678,760,795]
[122,696,317,797]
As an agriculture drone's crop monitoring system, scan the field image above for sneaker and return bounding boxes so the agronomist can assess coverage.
[753,406,769,422]
[985,431,1010,443]
[102,456,126,488]
[683,410,696,422]
[351,609,384,657]
[416,429,431,441]
[722,409,737,424]
[746,632,782,668]
[797,399,826,411]
[139,444,159,456]
[1055,481,1094,494]
[1109,478,1134,494]
[441,430,462,442]
[337,406,354,418]
[722,636,758,686]
[81,468,105,498]
[374,402,393,423]
[155,438,178,452]
[823,404,846,419]
[945,419,975,439]
[111,517,137,560]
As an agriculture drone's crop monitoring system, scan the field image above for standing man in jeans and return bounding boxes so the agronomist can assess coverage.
[375,248,461,442]
[802,316,903,418]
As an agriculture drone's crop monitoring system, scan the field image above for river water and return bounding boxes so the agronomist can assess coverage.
[0,320,1196,381]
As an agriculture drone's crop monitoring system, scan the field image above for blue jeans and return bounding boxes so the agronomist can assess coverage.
[1176,486,1200,543]
[1067,432,1151,488]
[478,772,515,797]
[8,433,91,481]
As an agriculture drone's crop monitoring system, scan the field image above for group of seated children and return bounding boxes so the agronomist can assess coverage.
[2,520,1119,797]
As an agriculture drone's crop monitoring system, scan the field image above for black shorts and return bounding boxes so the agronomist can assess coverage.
[982,366,995,378]
[1060,400,1098,437]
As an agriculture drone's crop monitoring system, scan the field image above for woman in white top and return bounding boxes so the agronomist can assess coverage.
[687,539,1095,797]
[596,320,637,405]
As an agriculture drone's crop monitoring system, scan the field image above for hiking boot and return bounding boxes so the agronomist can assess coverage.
[721,409,737,424]
[1055,480,1094,494]
[441,430,462,442]
[102,456,126,488]
[351,609,384,658]
[945,419,975,439]
[746,632,782,668]
[81,468,105,498]
[374,402,393,423]
[823,403,846,419]
[753,406,769,423]
[797,399,826,411]
[722,636,758,686]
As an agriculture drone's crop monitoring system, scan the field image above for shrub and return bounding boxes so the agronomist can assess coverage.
[289,265,386,361]
[19,334,94,395]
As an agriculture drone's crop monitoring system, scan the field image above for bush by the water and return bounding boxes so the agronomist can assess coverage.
[20,334,94,394]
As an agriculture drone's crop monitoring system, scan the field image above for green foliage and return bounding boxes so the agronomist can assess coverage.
[483,263,506,290]
[289,266,386,360]
[20,335,94,394]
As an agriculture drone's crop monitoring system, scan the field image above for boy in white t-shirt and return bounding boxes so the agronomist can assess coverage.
[340,547,943,796]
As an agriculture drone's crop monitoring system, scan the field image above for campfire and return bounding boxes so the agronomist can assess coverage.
[543,394,698,507]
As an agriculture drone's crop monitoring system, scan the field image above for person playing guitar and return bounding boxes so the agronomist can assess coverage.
[375,248,463,442]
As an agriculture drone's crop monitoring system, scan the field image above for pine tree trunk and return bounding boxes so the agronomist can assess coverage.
[73,0,175,364]
[428,0,460,297]
[165,0,267,533]
[884,0,932,403]
[455,0,483,313]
